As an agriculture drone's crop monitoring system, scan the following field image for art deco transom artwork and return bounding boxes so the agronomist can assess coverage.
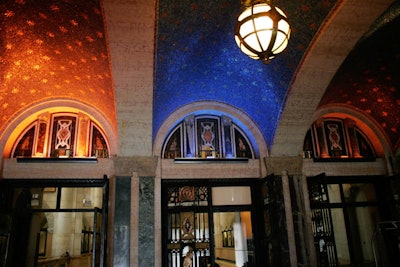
[11,112,109,158]
[162,114,254,159]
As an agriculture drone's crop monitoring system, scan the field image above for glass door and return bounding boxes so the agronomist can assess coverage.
[308,176,385,267]
[162,179,260,267]
[164,184,211,267]
[213,211,254,267]
[0,178,108,267]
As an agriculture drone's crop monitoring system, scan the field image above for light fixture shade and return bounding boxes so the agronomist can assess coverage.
[235,3,291,63]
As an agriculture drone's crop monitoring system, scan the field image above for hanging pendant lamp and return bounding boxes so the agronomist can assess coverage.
[235,0,291,63]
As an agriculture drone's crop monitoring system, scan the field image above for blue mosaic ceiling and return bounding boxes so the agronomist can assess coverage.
[154,0,338,147]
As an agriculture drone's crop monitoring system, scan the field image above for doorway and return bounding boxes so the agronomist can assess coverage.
[213,211,254,267]
[307,175,394,266]
[0,177,108,267]
[161,179,262,267]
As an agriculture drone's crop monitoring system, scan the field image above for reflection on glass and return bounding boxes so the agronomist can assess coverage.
[212,187,251,206]
[331,208,350,266]
[13,187,59,209]
[311,181,382,266]
[32,211,102,267]
[327,184,341,203]
[213,211,254,267]
[14,187,104,210]
[60,187,103,209]
[331,206,381,266]
[42,187,58,209]
[38,230,47,256]
[11,186,104,267]
[342,183,376,202]
[345,206,380,265]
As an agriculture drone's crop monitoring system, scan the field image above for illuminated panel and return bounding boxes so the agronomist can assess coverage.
[212,186,251,205]
[76,113,90,157]
[10,111,109,158]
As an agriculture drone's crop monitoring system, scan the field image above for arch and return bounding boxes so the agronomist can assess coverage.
[271,0,392,157]
[153,101,268,158]
[312,104,391,158]
[1,99,118,158]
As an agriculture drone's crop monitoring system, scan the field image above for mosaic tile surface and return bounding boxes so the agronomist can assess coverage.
[0,0,116,131]
[154,0,337,146]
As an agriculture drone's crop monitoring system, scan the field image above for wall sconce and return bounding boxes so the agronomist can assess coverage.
[235,0,291,63]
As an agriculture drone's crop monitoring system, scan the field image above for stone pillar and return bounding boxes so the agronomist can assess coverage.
[103,0,155,158]
[138,176,155,266]
[265,156,317,266]
[113,177,131,267]
[282,170,297,267]
[290,174,318,267]
[103,0,157,265]
[131,172,139,267]
[301,174,318,266]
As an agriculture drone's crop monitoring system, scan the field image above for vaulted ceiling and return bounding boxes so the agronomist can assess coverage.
[154,0,338,147]
[319,6,400,150]
[154,0,399,154]
[0,0,399,156]
[0,0,116,135]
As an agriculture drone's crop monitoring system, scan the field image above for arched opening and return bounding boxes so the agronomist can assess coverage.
[1,100,118,159]
[162,114,255,159]
[156,102,270,267]
[303,116,377,161]
[153,101,269,159]
[10,111,110,159]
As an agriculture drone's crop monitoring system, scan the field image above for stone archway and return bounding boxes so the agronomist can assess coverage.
[153,101,269,159]
[271,0,392,157]
[0,99,118,159]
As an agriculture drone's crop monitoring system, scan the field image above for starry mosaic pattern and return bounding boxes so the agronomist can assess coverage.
[154,0,337,147]
[319,14,400,149]
[0,0,116,131]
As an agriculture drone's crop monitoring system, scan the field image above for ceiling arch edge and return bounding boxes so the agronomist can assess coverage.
[314,104,396,175]
[0,99,118,158]
[152,101,269,159]
[270,0,393,157]
[313,104,392,157]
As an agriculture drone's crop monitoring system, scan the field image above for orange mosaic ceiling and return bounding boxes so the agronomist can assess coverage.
[0,0,116,132]
[319,13,400,150]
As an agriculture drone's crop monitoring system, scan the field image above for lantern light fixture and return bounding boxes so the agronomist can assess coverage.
[235,0,291,63]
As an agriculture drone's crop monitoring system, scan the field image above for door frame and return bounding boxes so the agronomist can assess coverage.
[307,174,395,266]
[161,178,264,267]
[0,176,109,267]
